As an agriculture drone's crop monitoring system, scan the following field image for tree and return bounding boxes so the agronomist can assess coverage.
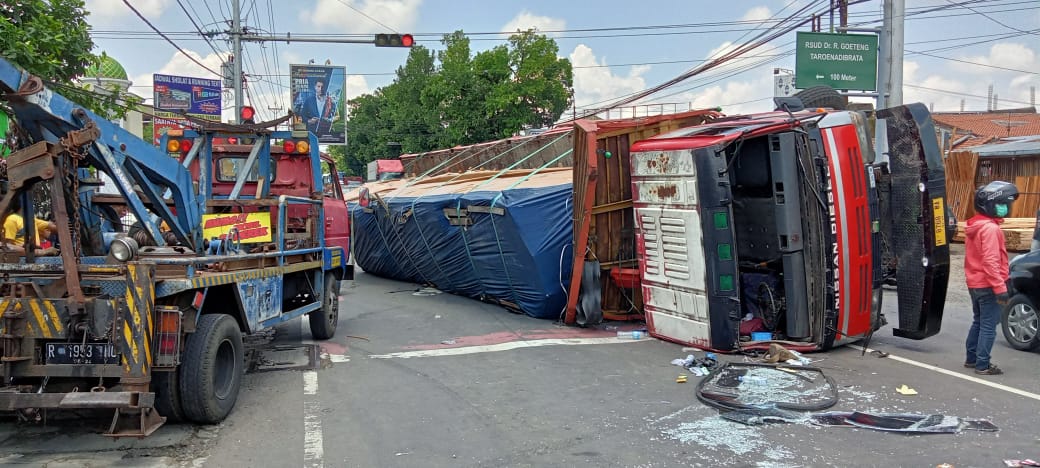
[503,30,573,130]
[0,0,126,118]
[341,29,573,178]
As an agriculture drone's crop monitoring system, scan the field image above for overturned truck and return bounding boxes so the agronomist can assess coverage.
[630,102,950,351]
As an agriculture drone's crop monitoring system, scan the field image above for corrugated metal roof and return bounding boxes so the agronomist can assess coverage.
[972,136,1040,157]
[933,110,1040,149]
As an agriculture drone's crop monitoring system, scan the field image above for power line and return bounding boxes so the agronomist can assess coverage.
[334,0,398,33]
[942,0,1040,37]
[175,0,225,61]
[905,83,1033,106]
[908,49,1040,75]
[120,0,221,77]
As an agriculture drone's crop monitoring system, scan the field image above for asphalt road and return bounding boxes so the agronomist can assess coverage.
[1,246,1038,467]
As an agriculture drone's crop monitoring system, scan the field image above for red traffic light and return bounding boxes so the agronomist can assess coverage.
[374,33,414,47]
[240,106,256,123]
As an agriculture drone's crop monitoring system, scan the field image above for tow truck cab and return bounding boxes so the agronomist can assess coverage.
[631,103,949,352]
[174,138,353,272]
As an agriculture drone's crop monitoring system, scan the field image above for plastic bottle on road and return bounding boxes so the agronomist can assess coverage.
[617,330,649,340]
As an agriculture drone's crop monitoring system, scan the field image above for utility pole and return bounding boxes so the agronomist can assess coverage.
[876,0,892,109]
[224,4,411,124]
[876,0,904,109]
[889,0,904,107]
[231,0,244,123]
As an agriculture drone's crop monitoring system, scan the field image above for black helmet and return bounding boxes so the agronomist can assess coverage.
[974,180,1019,218]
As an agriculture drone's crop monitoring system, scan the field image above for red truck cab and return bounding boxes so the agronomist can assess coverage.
[630,103,949,352]
[177,137,352,269]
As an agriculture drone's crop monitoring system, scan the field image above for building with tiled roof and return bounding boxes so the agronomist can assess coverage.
[932,108,1040,152]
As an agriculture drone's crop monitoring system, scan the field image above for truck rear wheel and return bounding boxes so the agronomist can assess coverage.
[180,314,244,424]
[152,370,185,423]
[309,273,339,340]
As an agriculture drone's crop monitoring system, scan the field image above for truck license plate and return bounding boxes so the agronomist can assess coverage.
[45,343,120,365]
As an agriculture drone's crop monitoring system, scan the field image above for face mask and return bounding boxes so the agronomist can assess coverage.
[995,204,1009,217]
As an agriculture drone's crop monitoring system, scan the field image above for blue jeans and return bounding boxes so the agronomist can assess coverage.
[966,288,1001,370]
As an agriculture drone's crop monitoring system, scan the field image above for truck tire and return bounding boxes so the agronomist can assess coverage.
[793,85,847,110]
[152,370,185,423]
[309,273,339,340]
[179,314,244,424]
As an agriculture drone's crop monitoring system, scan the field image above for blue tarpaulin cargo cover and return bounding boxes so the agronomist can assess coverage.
[349,168,574,319]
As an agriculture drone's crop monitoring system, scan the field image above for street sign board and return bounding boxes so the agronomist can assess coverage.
[795,31,878,91]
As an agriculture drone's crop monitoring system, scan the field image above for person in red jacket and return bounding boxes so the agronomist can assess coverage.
[963,180,1019,375]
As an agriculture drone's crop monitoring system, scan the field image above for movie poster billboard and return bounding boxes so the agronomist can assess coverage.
[152,74,222,146]
[290,64,346,145]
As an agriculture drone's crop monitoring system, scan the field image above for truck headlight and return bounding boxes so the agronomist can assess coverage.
[111,238,139,262]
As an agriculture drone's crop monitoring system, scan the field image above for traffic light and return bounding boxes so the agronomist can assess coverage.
[374,33,414,47]
[240,106,256,124]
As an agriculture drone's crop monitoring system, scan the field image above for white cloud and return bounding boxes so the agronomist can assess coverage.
[569,44,648,112]
[300,0,421,33]
[85,0,172,25]
[958,43,1037,75]
[666,71,776,116]
[741,6,772,21]
[902,42,1039,111]
[345,75,371,101]
[501,11,566,36]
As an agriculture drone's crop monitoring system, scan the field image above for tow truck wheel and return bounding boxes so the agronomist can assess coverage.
[152,370,185,423]
[180,314,244,423]
[1002,294,1040,351]
[309,273,340,340]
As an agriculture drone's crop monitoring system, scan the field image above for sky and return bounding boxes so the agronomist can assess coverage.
[83,0,1040,124]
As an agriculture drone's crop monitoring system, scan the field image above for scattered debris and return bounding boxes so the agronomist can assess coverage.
[670,352,719,377]
[871,350,890,358]
[810,411,998,434]
[895,384,918,395]
[761,343,811,366]
[696,362,838,415]
[413,287,442,296]
[1005,460,1040,467]
[676,375,688,384]
[440,340,456,345]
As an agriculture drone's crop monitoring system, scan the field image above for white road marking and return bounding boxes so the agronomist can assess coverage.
[304,400,324,468]
[303,371,319,396]
[303,371,324,467]
[369,337,643,359]
[850,345,1040,403]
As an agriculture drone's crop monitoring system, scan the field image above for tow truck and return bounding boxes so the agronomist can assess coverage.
[631,98,950,352]
[0,58,352,436]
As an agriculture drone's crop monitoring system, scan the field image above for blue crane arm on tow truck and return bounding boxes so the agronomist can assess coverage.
[0,58,201,249]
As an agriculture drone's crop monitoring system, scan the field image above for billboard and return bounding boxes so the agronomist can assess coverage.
[290,64,346,145]
[152,74,222,146]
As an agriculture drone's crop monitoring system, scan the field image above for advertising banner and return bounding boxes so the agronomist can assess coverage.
[152,74,222,146]
[202,213,273,243]
[290,64,346,145]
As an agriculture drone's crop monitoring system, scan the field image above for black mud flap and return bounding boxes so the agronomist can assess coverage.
[877,103,950,339]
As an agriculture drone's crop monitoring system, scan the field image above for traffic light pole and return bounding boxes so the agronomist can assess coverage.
[226,1,411,122]
[241,35,379,45]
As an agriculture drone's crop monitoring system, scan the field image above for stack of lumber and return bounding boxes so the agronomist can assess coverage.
[954,217,1036,251]
[945,151,979,222]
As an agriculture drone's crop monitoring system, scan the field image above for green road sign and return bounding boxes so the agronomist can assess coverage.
[795,31,878,91]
